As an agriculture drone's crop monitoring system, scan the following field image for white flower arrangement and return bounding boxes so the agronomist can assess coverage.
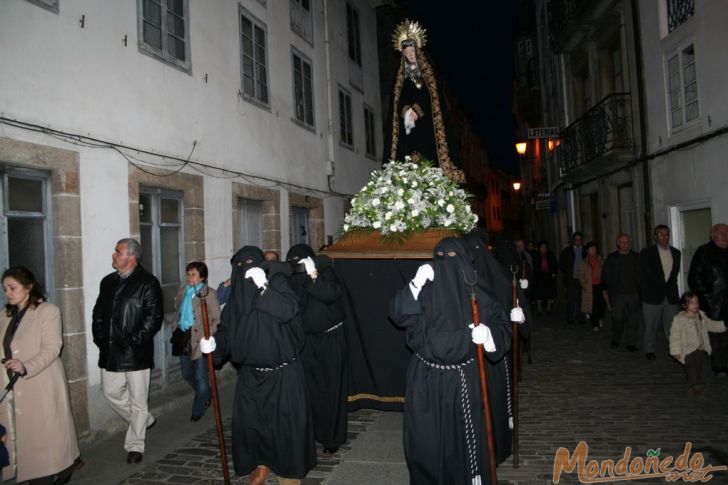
[342,158,478,236]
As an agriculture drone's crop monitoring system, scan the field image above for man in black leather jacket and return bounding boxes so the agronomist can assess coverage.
[92,238,163,464]
[688,223,728,375]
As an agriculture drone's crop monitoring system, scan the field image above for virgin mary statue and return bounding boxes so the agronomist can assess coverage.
[387,19,465,183]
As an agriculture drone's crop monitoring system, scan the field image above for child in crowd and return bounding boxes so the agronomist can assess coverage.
[669,291,727,396]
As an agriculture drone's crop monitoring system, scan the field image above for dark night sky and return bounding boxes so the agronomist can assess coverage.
[401,1,520,173]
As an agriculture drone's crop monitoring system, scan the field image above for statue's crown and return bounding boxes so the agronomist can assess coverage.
[392,19,427,52]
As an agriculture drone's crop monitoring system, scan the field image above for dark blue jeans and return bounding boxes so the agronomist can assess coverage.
[179,355,210,417]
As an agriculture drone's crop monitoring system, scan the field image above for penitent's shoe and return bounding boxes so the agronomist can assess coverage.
[248,465,270,485]
[323,446,340,454]
[127,451,143,464]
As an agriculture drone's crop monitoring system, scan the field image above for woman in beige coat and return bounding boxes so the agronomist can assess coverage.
[170,262,220,422]
[0,266,80,483]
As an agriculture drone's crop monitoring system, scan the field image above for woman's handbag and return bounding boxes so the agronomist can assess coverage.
[170,327,190,356]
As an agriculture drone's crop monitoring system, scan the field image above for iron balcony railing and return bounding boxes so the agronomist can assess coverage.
[557,93,634,175]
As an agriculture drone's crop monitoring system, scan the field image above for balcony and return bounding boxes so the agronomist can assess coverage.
[557,93,634,176]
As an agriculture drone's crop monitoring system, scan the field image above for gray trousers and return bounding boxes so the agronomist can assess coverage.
[612,293,641,347]
[642,299,679,353]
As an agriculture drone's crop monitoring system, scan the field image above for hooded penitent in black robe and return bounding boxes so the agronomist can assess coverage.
[213,246,316,479]
[286,244,348,451]
[390,237,512,485]
[464,230,532,340]
[462,231,535,465]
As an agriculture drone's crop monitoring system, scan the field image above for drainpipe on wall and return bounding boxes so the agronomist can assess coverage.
[566,183,576,236]
[323,0,336,191]
[559,53,575,241]
[630,0,652,246]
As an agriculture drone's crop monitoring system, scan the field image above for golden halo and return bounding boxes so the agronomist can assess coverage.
[392,19,427,52]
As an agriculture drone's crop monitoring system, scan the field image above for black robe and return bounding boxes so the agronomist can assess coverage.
[390,238,512,485]
[464,231,532,340]
[287,245,348,449]
[214,246,316,479]
[461,232,531,465]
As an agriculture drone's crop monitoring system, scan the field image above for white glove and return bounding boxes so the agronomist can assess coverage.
[245,267,268,289]
[469,323,496,352]
[299,256,317,277]
[412,264,434,288]
[510,306,525,324]
[404,108,417,135]
[200,336,216,354]
[519,278,529,290]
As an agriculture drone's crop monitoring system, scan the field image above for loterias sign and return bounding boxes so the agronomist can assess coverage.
[527,127,559,139]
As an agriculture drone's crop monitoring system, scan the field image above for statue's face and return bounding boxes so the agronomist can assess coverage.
[403,46,417,64]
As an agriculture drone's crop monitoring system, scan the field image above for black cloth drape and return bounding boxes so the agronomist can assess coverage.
[332,258,424,411]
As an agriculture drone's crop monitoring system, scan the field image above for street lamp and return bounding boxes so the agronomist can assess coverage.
[514,143,525,192]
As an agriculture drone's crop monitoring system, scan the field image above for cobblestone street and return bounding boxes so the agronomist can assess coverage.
[76,310,728,484]
[116,410,388,485]
[497,312,728,484]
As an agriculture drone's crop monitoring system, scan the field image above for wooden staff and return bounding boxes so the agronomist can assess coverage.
[509,265,520,468]
[463,271,497,484]
[198,287,231,485]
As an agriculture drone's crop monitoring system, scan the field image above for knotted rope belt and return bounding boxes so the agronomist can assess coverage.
[254,356,297,373]
[324,321,343,333]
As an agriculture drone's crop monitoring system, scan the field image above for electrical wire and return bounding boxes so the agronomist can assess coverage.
[0,116,355,198]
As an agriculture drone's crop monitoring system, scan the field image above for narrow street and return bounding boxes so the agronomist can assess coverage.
[498,309,728,484]
[74,307,728,484]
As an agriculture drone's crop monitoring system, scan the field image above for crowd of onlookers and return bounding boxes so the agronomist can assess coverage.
[0,224,725,482]
[510,223,728,397]
[0,238,347,485]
